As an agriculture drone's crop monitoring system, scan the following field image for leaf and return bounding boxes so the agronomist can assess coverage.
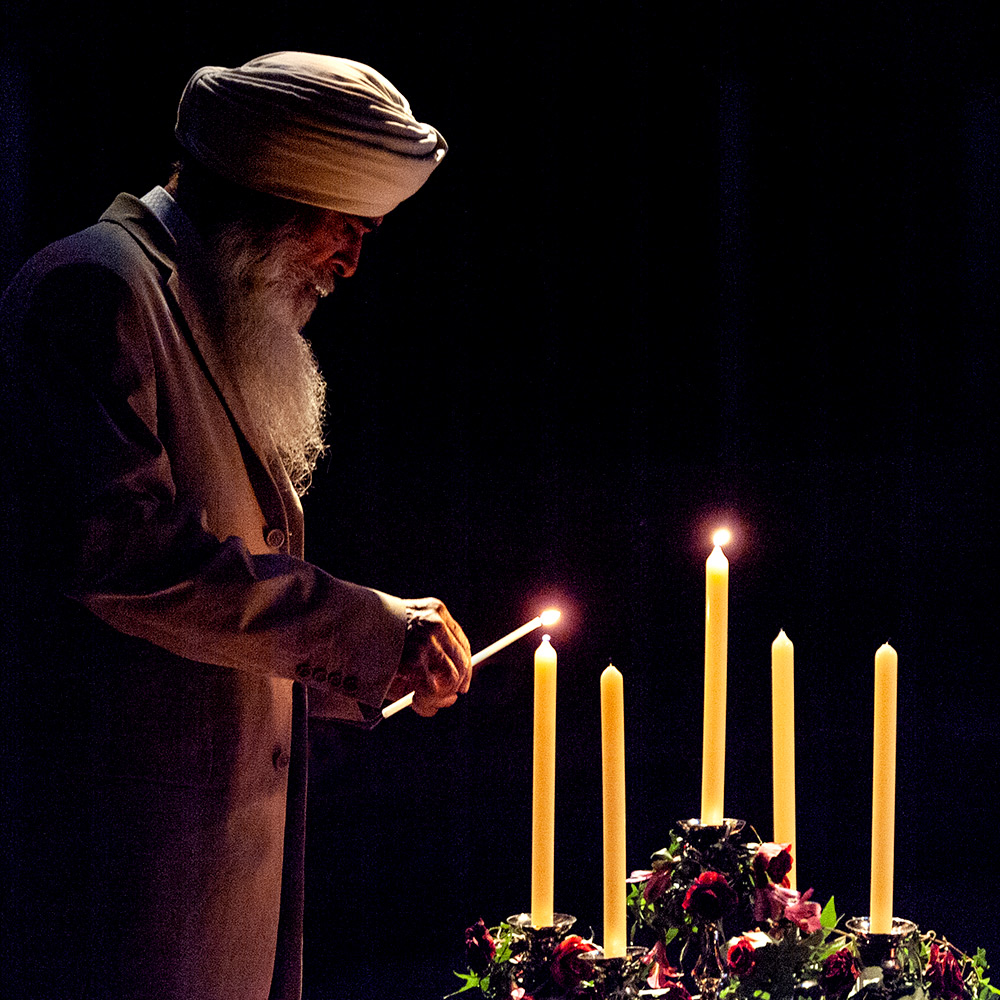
[444,971,483,997]
[820,896,839,931]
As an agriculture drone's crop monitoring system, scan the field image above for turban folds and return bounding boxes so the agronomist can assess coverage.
[175,51,447,217]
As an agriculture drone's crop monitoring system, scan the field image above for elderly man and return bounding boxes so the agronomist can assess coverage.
[1,52,470,999]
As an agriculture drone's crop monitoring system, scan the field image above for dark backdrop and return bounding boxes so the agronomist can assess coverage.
[2,3,996,998]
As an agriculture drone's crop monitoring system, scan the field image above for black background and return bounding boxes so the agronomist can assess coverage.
[2,3,997,998]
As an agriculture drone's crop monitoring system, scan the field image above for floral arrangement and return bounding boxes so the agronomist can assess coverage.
[449,915,646,998]
[450,821,996,1000]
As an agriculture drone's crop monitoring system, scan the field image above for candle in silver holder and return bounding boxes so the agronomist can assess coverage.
[846,916,920,988]
[577,945,647,999]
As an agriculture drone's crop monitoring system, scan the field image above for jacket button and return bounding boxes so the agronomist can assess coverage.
[264,526,286,549]
[272,746,291,769]
[327,671,342,688]
[343,676,359,694]
[312,668,328,683]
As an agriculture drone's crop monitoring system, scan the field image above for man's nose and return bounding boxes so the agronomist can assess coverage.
[330,232,364,278]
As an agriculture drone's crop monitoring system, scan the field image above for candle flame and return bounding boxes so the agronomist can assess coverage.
[540,608,561,627]
[712,528,731,547]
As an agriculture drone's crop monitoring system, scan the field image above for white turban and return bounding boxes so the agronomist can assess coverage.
[175,51,447,217]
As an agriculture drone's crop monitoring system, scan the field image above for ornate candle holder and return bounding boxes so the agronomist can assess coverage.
[577,946,647,999]
[507,911,577,960]
[676,817,747,846]
[497,913,581,999]
[846,917,921,989]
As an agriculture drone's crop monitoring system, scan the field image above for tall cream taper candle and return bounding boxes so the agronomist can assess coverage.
[870,642,898,933]
[772,629,797,889]
[601,663,626,958]
[531,634,557,927]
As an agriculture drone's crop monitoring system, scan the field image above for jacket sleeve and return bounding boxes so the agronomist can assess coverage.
[2,247,406,725]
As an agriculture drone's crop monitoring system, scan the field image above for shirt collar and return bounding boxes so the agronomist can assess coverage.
[140,185,204,254]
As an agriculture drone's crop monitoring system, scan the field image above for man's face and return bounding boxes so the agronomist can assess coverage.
[296,210,383,300]
[206,204,383,494]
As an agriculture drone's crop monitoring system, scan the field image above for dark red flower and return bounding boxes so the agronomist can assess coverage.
[465,919,496,975]
[645,868,674,902]
[630,866,674,902]
[728,936,757,977]
[682,871,738,922]
[753,842,793,886]
[819,947,860,996]
[926,943,966,1000]
[550,934,600,989]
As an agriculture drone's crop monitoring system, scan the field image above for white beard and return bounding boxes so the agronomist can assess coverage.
[208,219,330,496]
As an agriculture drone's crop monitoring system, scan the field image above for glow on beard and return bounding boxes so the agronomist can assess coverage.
[210,219,329,495]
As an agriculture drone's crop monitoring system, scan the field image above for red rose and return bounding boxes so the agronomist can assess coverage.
[820,947,860,996]
[926,943,966,1000]
[682,871,738,922]
[465,918,496,975]
[754,843,793,886]
[728,936,757,977]
[550,934,600,989]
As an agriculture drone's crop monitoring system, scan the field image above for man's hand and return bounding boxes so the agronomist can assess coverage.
[387,598,472,716]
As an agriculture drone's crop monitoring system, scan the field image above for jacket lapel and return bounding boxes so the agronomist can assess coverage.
[100,194,304,554]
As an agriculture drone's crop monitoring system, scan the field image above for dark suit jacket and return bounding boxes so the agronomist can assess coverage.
[1,193,407,999]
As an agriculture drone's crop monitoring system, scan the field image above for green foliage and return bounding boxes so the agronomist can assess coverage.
[915,935,996,1000]
[970,949,1000,1000]
[820,897,839,932]
[447,970,484,996]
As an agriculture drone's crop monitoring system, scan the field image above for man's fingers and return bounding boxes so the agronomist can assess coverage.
[431,631,471,691]
[414,597,471,656]
[412,691,458,717]
[399,597,472,713]
[427,644,461,696]
[437,604,471,656]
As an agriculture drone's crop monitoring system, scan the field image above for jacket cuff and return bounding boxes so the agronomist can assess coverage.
[305,588,408,722]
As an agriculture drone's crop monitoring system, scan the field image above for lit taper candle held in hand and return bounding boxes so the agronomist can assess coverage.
[772,629,797,889]
[531,634,558,927]
[382,608,561,718]
[701,529,730,825]
[870,642,898,933]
